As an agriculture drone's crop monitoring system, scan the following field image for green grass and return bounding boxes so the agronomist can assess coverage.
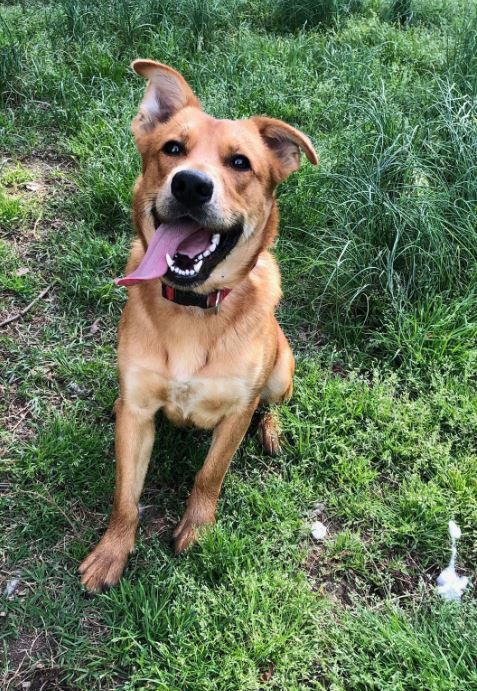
[1,1,477,689]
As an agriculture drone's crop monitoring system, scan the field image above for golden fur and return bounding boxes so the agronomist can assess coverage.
[79,61,318,592]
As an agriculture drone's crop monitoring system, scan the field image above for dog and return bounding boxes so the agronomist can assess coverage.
[79,60,318,592]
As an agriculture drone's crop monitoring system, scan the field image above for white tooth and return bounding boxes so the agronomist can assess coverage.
[212,233,220,245]
[172,265,179,273]
[166,253,174,268]
[203,250,210,257]
[193,259,203,272]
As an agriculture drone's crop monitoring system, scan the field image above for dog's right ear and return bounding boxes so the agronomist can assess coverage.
[131,60,200,137]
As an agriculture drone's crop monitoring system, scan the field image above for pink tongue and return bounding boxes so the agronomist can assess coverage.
[178,228,211,257]
[115,220,210,287]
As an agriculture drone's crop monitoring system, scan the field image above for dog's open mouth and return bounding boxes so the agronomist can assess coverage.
[116,216,242,288]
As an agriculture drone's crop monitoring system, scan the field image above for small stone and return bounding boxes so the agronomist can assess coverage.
[311,521,328,541]
[68,382,88,397]
[90,318,101,334]
[4,578,20,597]
[25,182,41,192]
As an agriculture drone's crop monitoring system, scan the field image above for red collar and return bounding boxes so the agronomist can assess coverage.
[161,258,258,310]
[162,283,232,310]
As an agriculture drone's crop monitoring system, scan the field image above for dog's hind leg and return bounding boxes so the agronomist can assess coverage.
[258,324,295,456]
[79,385,160,592]
[173,399,259,554]
[257,409,282,456]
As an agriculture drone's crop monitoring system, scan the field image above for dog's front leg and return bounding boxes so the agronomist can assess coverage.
[173,399,259,554]
[79,397,156,592]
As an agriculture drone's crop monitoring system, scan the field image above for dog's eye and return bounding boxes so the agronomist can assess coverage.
[162,140,185,156]
[230,154,251,171]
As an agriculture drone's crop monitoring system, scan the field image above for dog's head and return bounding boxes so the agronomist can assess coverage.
[126,60,318,291]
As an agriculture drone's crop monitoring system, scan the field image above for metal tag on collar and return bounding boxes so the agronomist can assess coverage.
[214,289,223,314]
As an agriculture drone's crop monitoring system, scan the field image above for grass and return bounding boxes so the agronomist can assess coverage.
[1,0,477,688]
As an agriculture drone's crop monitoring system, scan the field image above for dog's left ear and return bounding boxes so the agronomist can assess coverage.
[131,60,200,137]
[251,116,318,182]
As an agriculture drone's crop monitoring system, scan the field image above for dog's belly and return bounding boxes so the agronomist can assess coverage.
[162,375,251,428]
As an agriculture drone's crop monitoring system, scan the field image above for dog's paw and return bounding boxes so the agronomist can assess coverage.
[258,411,282,456]
[172,506,215,555]
[79,535,132,593]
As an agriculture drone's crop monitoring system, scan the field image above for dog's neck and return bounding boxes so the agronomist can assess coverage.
[161,253,260,311]
[161,283,232,310]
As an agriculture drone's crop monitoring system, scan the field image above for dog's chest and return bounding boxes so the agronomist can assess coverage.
[163,375,248,428]
[160,341,250,428]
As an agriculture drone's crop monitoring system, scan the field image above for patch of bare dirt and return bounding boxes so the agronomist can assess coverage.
[305,535,434,607]
[368,552,435,600]
[330,362,349,379]
[138,501,173,539]
[0,387,36,451]
[6,632,49,672]
[302,504,432,606]
[294,323,326,353]
[304,541,357,607]
[2,631,74,691]
[302,507,354,604]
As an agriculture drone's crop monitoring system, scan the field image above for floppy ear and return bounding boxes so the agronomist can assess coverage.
[131,60,200,136]
[251,116,318,182]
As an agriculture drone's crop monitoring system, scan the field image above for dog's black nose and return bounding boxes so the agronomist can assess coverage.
[171,169,213,207]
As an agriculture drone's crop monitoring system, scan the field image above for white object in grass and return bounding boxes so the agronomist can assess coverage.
[3,578,20,598]
[311,521,328,541]
[436,520,469,601]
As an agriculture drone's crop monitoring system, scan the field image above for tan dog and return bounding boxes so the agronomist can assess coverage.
[79,61,318,592]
